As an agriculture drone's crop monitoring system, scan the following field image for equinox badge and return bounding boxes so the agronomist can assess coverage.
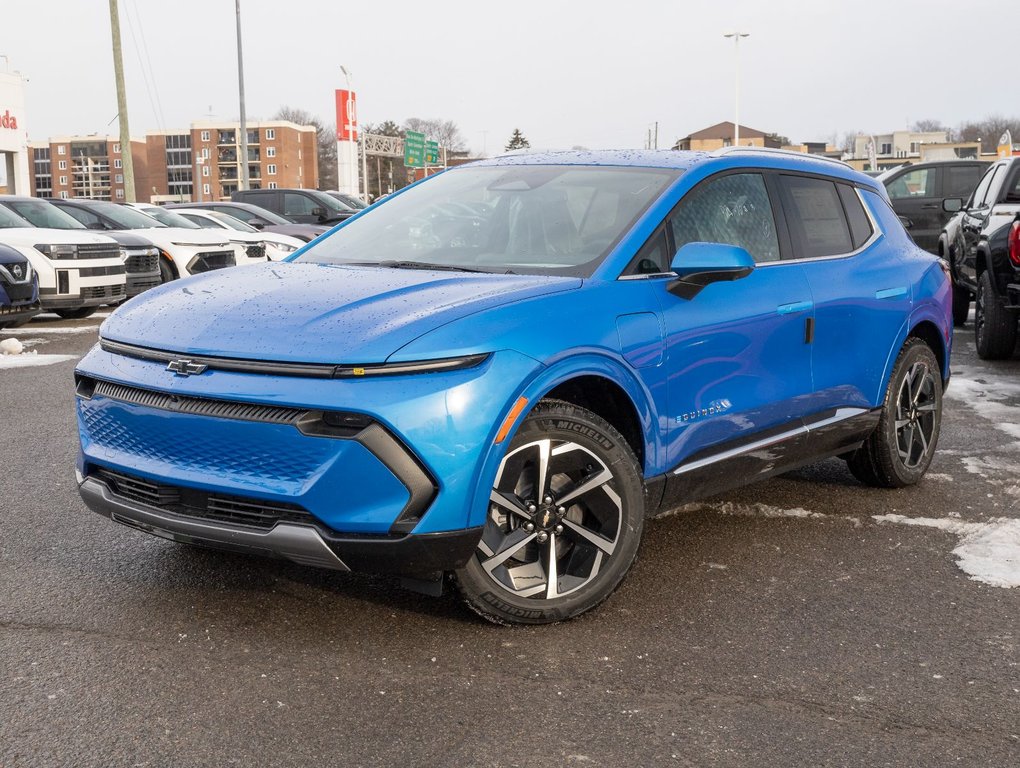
[166,359,208,376]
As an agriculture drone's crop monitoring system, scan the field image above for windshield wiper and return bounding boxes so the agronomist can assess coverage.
[363,260,489,273]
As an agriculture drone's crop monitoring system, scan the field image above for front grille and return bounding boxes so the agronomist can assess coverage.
[190,250,235,273]
[89,378,306,425]
[93,466,318,531]
[79,265,126,278]
[245,243,266,260]
[124,252,159,274]
[76,243,121,261]
[1,281,35,303]
[82,284,126,300]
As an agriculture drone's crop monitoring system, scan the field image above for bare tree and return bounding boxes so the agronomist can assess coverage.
[911,119,949,134]
[404,118,467,152]
[273,106,337,190]
[957,114,1020,149]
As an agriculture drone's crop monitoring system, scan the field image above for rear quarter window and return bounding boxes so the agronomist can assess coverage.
[837,184,873,250]
[780,175,853,258]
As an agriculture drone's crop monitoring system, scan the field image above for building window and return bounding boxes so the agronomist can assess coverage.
[268,181,277,189]
[59,175,68,185]
[266,128,275,140]
[202,148,210,159]
[202,165,210,177]
[115,174,123,183]
[202,183,211,195]
[298,149,302,160]
[114,158,122,169]
[59,191,69,199]
[115,189,124,199]
[880,142,892,155]
[57,145,66,155]
[201,130,210,142]
[298,166,302,176]
[58,160,67,170]
[266,146,276,158]
[267,164,277,176]
[113,143,121,154]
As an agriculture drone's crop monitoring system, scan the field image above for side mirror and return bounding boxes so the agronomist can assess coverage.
[898,215,914,230]
[668,242,755,300]
[311,207,326,219]
[247,218,265,230]
[942,198,963,213]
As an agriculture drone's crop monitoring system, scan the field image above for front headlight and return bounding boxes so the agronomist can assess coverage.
[273,243,298,253]
[333,354,490,378]
[34,243,78,260]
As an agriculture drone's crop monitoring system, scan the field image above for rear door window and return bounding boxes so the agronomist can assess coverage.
[779,175,853,258]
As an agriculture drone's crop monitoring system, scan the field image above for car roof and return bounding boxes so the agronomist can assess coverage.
[465,148,878,190]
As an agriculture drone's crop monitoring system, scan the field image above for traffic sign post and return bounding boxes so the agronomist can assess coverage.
[404,130,425,168]
[425,140,439,165]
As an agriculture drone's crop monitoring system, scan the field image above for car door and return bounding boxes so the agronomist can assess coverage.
[959,163,1006,287]
[281,191,320,224]
[649,171,815,482]
[884,166,941,252]
[776,174,911,413]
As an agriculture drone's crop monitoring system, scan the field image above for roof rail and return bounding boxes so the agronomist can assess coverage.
[710,145,851,168]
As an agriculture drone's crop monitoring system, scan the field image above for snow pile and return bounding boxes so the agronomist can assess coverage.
[0,337,23,355]
[875,514,1020,588]
[657,500,827,521]
[0,351,76,369]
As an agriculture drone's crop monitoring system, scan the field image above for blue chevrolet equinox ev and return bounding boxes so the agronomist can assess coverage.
[74,149,952,624]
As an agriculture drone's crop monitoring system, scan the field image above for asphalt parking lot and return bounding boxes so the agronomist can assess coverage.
[1,312,1018,768]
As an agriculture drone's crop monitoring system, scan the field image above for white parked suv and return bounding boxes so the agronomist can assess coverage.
[0,204,125,319]
[171,209,305,260]
[129,204,275,265]
[50,199,248,284]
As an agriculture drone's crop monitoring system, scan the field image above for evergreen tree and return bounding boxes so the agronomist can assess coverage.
[505,128,530,151]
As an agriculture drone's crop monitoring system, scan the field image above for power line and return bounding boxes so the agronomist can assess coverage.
[122,0,165,131]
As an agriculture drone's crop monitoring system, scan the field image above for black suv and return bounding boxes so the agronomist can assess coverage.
[231,188,357,226]
[942,156,1020,359]
[880,160,988,253]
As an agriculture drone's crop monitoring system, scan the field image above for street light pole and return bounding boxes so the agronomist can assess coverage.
[235,0,249,192]
[723,31,749,147]
[108,0,136,202]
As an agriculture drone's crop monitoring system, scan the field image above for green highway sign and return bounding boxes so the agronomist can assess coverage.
[404,130,425,167]
[425,140,439,165]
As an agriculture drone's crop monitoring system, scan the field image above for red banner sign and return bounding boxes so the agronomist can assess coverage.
[335,90,357,142]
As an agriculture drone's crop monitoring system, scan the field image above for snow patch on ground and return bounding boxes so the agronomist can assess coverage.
[657,501,827,521]
[875,514,1020,588]
[924,473,954,482]
[0,325,99,335]
[0,352,76,369]
[946,373,1020,440]
[0,337,23,355]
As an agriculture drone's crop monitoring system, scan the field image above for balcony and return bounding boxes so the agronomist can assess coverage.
[218,131,237,145]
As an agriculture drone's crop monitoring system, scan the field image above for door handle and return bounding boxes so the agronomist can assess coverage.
[921,203,939,209]
[875,286,908,300]
[776,300,812,315]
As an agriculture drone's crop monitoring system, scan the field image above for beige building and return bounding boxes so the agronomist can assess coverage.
[28,120,318,203]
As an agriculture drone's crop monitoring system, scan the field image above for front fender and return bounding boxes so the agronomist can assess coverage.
[464,351,662,530]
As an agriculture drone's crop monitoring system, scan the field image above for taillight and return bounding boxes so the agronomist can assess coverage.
[1009,220,1020,267]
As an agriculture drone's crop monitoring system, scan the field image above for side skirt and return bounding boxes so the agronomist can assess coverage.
[644,408,880,515]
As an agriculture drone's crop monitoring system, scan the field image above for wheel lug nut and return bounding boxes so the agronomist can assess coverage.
[554,524,563,534]
[527,503,537,513]
[543,496,552,504]
[537,532,549,543]
[524,522,535,532]
[557,506,565,515]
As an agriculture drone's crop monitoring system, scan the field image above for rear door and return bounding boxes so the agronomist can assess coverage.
[281,191,321,224]
[776,173,911,411]
[884,166,941,252]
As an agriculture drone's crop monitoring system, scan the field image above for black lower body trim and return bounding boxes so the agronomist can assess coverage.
[79,474,480,576]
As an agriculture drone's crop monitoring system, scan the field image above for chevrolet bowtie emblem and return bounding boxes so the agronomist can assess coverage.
[166,359,208,376]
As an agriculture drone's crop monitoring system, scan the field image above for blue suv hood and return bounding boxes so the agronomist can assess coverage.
[101,261,582,364]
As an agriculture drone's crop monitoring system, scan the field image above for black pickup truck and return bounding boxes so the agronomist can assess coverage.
[943,156,1020,359]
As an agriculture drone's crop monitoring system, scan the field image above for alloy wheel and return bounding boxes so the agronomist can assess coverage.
[894,361,938,469]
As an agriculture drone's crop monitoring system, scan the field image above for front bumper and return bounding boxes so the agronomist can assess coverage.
[78,472,482,574]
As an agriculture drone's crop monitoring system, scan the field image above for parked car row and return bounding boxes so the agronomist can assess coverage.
[0,190,347,324]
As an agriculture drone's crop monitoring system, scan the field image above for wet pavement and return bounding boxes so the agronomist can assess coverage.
[1,311,1018,767]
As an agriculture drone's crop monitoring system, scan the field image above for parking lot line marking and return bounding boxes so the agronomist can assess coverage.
[1,326,100,335]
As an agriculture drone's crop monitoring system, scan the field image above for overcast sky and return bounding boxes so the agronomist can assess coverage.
[3,0,1014,154]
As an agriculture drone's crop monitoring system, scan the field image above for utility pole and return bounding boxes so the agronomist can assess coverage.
[235,0,249,191]
[108,0,136,202]
[724,31,749,146]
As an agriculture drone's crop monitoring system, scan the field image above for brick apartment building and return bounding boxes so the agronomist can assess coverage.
[29,120,318,203]
[28,136,148,201]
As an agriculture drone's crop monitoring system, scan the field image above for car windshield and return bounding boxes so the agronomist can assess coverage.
[327,192,367,210]
[88,202,169,229]
[4,200,86,229]
[207,211,259,233]
[140,206,200,229]
[0,205,31,228]
[297,165,676,276]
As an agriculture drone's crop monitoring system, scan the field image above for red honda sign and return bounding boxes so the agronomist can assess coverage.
[335,89,357,142]
[0,109,18,130]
